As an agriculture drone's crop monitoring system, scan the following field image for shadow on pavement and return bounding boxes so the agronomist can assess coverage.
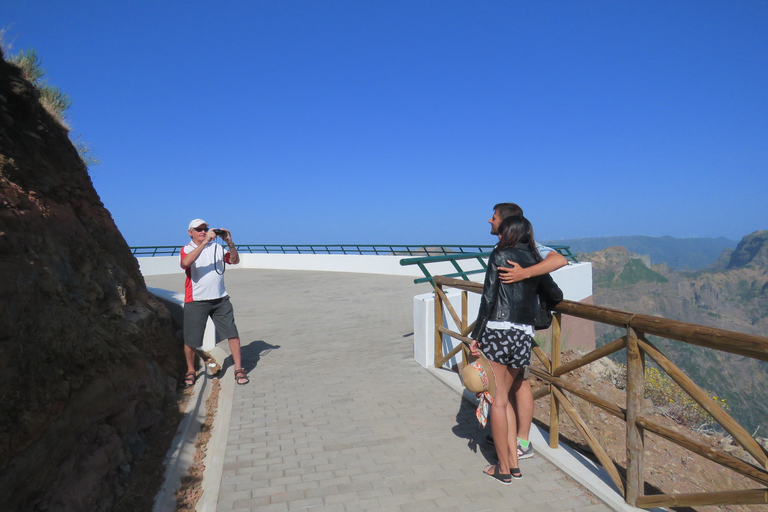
[240,339,280,374]
[452,396,497,464]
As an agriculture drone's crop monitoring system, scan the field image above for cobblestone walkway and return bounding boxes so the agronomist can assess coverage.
[148,269,611,512]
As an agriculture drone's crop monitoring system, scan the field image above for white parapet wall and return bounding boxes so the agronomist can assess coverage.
[412,262,593,368]
[138,252,428,277]
[136,253,593,368]
[137,256,183,276]
[239,253,426,276]
[136,252,428,351]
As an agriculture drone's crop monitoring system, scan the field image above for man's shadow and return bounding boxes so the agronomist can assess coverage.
[238,340,280,374]
[210,339,280,377]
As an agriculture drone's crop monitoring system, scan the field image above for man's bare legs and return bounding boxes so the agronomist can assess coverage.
[183,344,197,386]
[183,339,247,385]
[512,375,533,442]
[228,337,249,385]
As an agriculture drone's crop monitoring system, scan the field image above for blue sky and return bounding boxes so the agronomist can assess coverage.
[4,1,767,246]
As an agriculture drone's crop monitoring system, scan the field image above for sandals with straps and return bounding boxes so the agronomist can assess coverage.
[483,464,512,485]
[234,368,249,385]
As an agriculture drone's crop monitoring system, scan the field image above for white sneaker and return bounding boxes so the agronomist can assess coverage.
[517,441,534,459]
[486,436,535,460]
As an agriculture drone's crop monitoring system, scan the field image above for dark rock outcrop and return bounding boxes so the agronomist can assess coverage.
[727,229,768,269]
[1,52,184,510]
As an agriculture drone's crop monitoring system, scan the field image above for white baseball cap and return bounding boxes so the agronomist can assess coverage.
[188,218,208,230]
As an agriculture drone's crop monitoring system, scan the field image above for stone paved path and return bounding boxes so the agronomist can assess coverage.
[147,269,611,512]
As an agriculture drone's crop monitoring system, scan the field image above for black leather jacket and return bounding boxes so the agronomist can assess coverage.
[470,244,564,339]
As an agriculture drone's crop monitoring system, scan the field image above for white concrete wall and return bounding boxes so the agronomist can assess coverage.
[414,288,482,369]
[240,253,424,276]
[137,256,243,276]
[136,256,182,276]
[137,253,420,277]
[136,252,431,351]
[137,253,593,368]
[548,262,592,303]
[412,262,593,368]
[136,251,490,278]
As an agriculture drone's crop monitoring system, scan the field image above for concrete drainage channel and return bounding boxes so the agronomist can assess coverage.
[153,346,234,512]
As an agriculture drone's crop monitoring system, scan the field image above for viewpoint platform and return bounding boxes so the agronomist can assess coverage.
[143,267,632,512]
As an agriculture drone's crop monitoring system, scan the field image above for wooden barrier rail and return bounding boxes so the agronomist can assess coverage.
[432,275,768,509]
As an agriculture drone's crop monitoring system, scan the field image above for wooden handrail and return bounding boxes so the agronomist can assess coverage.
[636,489,768,508]
[636,416,768,486]
[431,274,768,509]
[434,273,768,362]
[555,300,768,362]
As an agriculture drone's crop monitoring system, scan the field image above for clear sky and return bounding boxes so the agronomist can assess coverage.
[3,1,767,247]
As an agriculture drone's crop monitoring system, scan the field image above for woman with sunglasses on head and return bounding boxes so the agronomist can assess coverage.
[469,215,562,484]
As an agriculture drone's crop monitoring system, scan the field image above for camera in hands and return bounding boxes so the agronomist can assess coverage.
[213,229,227,236]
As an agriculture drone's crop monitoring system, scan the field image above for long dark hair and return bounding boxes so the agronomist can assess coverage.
[497,215,542,263]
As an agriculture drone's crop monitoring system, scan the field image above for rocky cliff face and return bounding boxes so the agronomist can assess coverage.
[727,229,768,270]
[578,231,768,435]
[582,232,768,334]
[0,54,184,510]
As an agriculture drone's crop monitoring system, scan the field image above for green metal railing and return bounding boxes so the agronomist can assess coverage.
[232,244,494,256]
[554,245,578,263]
[131,246,182,257]
[399,245,577,284]
[129,244,495,257]
[400,252,491,284]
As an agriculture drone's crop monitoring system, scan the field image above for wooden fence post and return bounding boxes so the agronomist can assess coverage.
[550,313,562,449]
[461,290,468,368]
[626,327,645,504]
[434,283,443,368]
[461,290,467,332]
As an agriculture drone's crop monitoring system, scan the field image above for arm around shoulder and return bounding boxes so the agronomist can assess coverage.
[499,250,566,283]
[538,250,567,274]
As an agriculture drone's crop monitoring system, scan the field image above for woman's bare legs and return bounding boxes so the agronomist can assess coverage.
[488,360,520,474]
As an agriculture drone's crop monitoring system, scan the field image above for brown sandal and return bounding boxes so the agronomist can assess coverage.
[234,368,249,385]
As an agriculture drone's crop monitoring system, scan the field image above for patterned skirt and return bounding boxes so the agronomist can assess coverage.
[478,326,533,368]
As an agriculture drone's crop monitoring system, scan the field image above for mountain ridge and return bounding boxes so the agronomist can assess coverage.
[577,230,768,435]
[545,235,737,270]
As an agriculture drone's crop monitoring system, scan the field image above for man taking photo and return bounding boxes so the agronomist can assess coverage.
[181,219,249,386]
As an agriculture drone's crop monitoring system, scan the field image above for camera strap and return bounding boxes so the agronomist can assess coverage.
[213,243,226,276]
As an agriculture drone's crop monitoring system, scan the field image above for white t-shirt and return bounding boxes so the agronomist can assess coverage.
[180,242,231,302]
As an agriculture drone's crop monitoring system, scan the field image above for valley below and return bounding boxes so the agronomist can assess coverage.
[577,230,768,436]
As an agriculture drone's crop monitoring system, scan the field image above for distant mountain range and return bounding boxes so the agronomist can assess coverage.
[577,229,768,435]
[543,235,737,270]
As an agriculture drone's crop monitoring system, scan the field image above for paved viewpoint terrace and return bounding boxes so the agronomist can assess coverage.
[145,269,613,512]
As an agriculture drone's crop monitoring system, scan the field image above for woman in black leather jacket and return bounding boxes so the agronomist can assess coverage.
[469,215,562,483]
